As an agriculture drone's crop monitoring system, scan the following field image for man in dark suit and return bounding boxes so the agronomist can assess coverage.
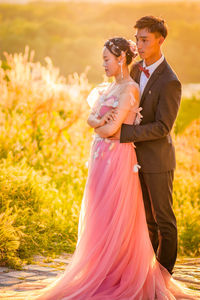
[119,16,181,274]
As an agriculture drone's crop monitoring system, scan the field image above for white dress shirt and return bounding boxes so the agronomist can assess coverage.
[139,54,165,96]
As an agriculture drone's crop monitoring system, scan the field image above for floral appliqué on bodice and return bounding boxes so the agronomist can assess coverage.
[87,82,142,173]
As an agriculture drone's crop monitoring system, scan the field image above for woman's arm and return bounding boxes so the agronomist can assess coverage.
[95,85,139,138]
[87,109,117,129]
[87,112,102,129]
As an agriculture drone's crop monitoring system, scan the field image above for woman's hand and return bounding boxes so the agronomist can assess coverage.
[87,108,117,129]
[99,109,117,127]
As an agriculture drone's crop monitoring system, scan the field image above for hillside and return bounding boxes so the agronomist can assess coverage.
[0,1,200,83]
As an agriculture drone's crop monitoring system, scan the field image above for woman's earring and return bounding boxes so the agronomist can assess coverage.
[119,61,123,79]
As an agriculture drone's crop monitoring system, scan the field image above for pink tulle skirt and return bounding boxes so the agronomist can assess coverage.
[36,137,198,300]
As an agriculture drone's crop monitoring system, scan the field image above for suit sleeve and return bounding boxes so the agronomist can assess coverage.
[120,79,182,143]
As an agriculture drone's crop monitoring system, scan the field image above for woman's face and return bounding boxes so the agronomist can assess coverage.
[102,47,120,77]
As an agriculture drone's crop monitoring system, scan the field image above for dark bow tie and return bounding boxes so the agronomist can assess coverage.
[138,64,150,78]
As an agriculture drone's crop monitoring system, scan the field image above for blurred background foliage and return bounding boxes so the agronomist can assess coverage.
[0,1,200,83]
[0,1,199,269]
[0,47,199,269]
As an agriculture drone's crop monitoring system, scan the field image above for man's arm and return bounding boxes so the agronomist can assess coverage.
[120,80,181,143]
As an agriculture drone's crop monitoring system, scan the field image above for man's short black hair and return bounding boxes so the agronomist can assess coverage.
[134,16,168,39]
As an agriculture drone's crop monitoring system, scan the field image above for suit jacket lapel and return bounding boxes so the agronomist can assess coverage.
[135,65,141,84]
[140,58,167,106]
[130,60,142,84]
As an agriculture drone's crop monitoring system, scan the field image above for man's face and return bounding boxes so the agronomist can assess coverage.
[135,28,163,61]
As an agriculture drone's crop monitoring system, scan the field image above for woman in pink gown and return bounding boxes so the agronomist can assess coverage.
[36,38,199,299]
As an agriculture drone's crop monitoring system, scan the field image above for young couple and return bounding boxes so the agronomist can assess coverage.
[36,16,199,299]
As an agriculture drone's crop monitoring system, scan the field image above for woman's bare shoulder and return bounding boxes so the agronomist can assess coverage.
[120,80,140,107]
[115,80,139,108]
[126,79,140,93]
[118,79,139,93]
[120,80,139,100]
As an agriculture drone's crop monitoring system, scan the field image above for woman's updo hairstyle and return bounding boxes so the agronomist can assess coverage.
[104,37,138,65]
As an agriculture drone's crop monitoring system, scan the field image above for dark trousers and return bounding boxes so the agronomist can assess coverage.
[139,170,177,274]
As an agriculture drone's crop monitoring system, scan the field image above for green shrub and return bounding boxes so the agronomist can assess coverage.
[174,119,200,257]
[0,206,23,269]
[0,159,80,265]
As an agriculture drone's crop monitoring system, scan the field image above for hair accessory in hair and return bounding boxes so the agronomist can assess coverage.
[107,41,120,56]
[128,40,138,58]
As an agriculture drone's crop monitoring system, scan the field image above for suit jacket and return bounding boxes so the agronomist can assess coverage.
[120,59,182,173]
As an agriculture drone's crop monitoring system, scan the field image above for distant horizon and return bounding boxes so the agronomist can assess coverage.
[0,0,199,3]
